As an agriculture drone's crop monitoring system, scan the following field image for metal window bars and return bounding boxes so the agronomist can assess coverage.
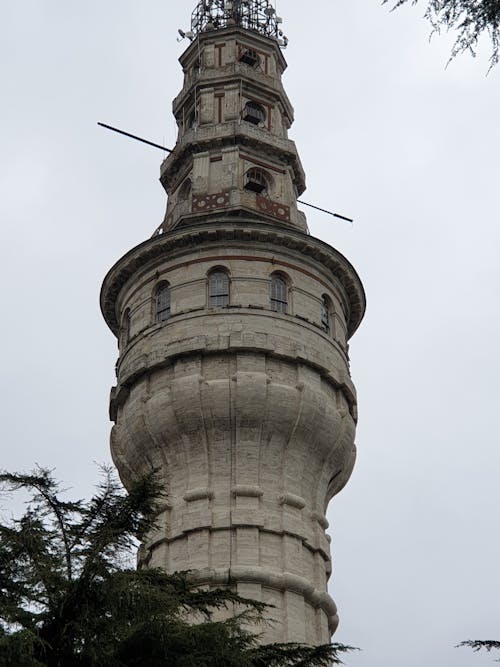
[243,100,267,125]
[245,167,269,194]
[321,299,330,333]
[156,285,171,322]
[208,271,230,307]
[270,275,287,313]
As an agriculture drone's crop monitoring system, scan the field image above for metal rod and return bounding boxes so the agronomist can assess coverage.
[97,122,172,153]
[97,122,353,223]
[298,200,353,224]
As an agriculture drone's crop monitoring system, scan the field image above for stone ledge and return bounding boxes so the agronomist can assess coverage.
[183,488,214,502]
[118,307,351,376]
[279,493,306,510]
[146,525,332,565]
[187,565,339,635]
[111,332,358,422]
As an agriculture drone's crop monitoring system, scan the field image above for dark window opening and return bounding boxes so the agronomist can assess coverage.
[156,284,171,322]
[244,168,269,194]
[240,49,260,68]
[188,110,198,130]
[243,100,266,125]
[208,271,229,308]
[270,275,288,313]
[321,297,330,333]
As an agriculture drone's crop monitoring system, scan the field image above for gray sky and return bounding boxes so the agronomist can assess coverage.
[1,1,499,665]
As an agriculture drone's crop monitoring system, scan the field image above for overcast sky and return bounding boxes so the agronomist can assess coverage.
[1,1,499,665]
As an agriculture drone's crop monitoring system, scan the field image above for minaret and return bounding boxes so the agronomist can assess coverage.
[101,0,365,646]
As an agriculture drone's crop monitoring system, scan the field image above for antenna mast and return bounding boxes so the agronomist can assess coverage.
[183,0,288,47]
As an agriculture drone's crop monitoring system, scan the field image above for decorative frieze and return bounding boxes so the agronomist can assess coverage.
[192,190,231,212]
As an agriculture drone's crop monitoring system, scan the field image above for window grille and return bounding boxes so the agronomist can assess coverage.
[270,274,287,313]
[244,168,269,194]
[321,297,330,333]
[156,284,171,322]
[208,271,229,308]
[243,100,266,125]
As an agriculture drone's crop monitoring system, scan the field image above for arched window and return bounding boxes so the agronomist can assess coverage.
[321,295,331,333]
[243,100,266,125]
[270,274,288,313]
[244,168,270,195]
[155,283,171,322]
[120,309,131,348]
[208,270,229,308]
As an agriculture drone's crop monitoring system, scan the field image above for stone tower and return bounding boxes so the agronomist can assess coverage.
[101,0,365,646]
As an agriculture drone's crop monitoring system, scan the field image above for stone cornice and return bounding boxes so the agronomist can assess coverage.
[100,219,366,338]
[159,122,306,195]
[110,321,359,422]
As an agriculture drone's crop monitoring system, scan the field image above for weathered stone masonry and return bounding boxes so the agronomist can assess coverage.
[101,1,365,646]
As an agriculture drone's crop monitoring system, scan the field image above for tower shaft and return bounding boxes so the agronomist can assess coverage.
[101,3,365,645]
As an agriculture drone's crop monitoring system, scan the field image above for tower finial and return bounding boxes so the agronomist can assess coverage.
[186,0,288,47]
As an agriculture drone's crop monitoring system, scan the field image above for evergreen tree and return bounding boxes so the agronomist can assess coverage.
[0,468,355,666]
[457,640,500,660]
[384,0,500,68]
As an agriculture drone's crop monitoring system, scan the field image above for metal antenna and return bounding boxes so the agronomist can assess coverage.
[98,122,353,223]
[184,0,288,47]
[297,200,353,224]
[97,122,172,153]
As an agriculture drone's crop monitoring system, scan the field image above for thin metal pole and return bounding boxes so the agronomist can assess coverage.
[97,122,172,153]
[298,200,353,224]
[97,122,353,223]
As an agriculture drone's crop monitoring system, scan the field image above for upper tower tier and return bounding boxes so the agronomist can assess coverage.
[156,0,308,235]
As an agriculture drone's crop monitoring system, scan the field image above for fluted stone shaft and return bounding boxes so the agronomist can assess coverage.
[101,221,365,643]
[101,0,365,646]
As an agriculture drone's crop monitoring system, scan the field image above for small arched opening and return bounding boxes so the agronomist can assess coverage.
[155,282,171,322]
[270,272,289,313]
[243,100,267,126]
[321,295,333,334]
[244,167,270,195]
[208,269,230,308]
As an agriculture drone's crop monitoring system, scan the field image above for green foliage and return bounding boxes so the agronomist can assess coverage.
[384,0,500,69]
[457,640,500,661]
[0,467,355,666]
